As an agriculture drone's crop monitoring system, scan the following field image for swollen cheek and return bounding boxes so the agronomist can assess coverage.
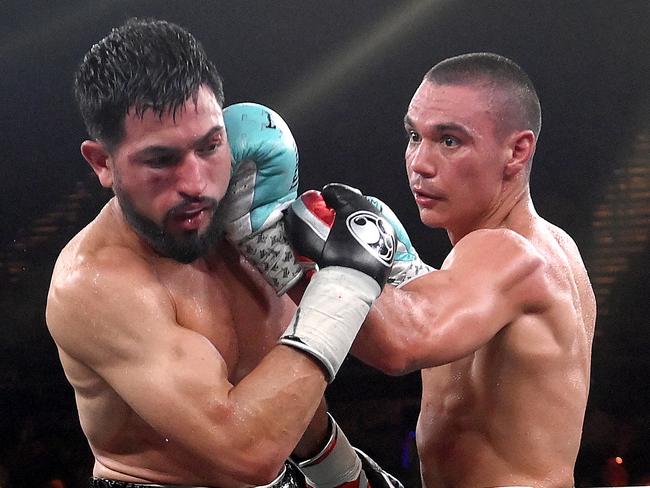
[208,157,230,178]
[213,169,231,196]
[146,171,170,188]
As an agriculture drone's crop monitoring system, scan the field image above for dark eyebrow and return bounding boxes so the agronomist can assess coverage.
[403,115,471,137]
[434,123,470,136]
[133,145,179,161]
[192,125,223,149]
[132,124,224,161]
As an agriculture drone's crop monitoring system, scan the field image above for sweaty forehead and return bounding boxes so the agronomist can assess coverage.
[121,86,223,145]
[406,80,499,132]
[124,87,222,132]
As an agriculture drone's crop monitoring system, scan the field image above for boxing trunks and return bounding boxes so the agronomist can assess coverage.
[89,462,306,488]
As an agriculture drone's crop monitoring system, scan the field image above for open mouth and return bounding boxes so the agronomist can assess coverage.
[170,205,212,231]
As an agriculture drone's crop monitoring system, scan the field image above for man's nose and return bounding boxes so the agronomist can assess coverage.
[176,153,207,197]
[407,142,436,178]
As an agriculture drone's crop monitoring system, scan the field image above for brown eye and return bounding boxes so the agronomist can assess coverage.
[197,140,222,156]
[407,130,420,143]
[442,135,458,147]
[148,154,177,168]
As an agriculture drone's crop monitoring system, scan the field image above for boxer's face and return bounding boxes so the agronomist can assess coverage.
[107,85,231,262]
[404,80,510,232]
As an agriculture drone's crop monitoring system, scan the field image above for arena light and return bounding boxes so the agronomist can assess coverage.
[274,0,450,122]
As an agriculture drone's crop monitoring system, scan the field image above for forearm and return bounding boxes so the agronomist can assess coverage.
[212,345,327,482]
[292,398,330,460]
[351,286,427,375]
[353,270,486,373]
[228,345,327,451]
[224,266,381,469]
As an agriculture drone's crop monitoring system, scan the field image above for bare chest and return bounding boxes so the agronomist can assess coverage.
[418,317,566,428]
[420,355,478,423]
[417,326,546,450]
[417,316,589,485]
[157,255,294,383]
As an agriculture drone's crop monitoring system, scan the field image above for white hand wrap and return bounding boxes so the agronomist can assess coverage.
[297,414,363,488]
[279,267,380,382]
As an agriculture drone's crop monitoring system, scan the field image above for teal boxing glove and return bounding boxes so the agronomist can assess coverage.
[222,102,303,295]
[365,196,434,287]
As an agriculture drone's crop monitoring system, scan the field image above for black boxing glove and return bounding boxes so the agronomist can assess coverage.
[285,183,396,289]
[278,184,396,381]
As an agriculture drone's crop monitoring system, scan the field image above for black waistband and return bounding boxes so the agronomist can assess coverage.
[89,478,212,488]
[89,462,306,488]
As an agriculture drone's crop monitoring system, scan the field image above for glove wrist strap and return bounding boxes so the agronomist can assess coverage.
[237,219,304,295]
[388,258,434,289]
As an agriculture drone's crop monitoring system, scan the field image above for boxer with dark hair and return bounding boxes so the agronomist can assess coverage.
[289,53,596,488]
[47,18,401,488]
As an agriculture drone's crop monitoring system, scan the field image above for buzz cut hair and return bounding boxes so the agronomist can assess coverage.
[425,52,541,139]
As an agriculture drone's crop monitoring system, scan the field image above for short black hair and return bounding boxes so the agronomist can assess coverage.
[425,52,541,139]
[74,18,224,150]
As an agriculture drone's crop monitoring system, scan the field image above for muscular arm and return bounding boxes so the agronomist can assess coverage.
[47,248,327,485]
[352,229,546,374]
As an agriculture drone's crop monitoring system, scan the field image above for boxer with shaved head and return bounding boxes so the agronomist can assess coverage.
[289,53,596,488]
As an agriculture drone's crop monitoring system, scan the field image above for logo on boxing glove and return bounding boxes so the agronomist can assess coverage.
[346,211,395,267]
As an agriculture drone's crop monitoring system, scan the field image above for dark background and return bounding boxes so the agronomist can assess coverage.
[1,1,649,486]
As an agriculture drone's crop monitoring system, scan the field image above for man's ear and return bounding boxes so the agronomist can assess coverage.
[503,130,535,179]
[81,140,114,188]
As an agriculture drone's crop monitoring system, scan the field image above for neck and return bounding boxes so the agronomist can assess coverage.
[105,198,157,257]
[447,184,535,245]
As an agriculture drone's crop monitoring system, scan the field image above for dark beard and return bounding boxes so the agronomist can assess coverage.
[115,189,224,263]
